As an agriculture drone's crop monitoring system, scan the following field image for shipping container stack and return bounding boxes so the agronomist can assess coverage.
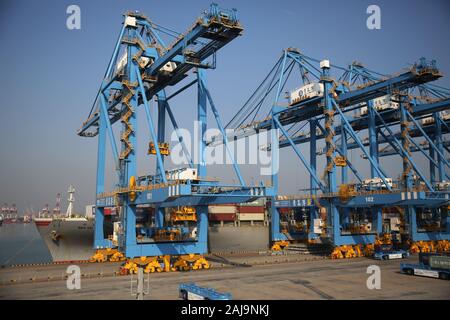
[208,204,237,227]
[236,198,268,226]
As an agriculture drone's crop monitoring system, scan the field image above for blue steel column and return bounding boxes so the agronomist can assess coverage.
[155,206,164,229]
[94,104,108,248]
[340,121,350,234]
[400,100,413,190]
[197,69,207,178]
[157,91,167,176]
[308,119,318,240]
[122,39,138,256]
[321,62,339,245]
[155,91,167,228]
[270,51,287,244]
[434,112,447,238]
[429,113,437,222]
[196,68,208,252]
[368,102,379,179]
[341,126,348,184]
[196,205,208,253]
[429,128,436,185]
[271,117,280,194]
[270,117,282,242]
[368,102,382,236]
[93,20,124,250]
[434,112,444,181]
[400,99,415,241]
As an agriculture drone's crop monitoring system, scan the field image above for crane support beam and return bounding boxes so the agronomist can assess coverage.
[375,140,450,158]
[207,92,449,150]
[274,191,449,209]
[78,4,243,138]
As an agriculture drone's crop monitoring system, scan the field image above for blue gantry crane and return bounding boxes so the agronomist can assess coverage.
[218,48,449,257]
[78,3,272,272]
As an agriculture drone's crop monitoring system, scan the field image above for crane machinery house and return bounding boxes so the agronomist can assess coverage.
[289,82,324,106]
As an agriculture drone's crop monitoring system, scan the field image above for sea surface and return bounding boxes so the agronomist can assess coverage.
[0,223,52,266]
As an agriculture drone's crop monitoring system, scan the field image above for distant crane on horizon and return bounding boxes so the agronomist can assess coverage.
[10,204,18,217]
[53,193,61,216]
[1,203,8,215]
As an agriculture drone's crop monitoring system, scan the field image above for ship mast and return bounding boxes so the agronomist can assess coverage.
[66,185,75,217]
[11,204,17,219]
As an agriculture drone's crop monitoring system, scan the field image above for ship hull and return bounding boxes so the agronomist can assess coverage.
[35,220,269,262]
[208,225,269,253]
[35,219,94,262]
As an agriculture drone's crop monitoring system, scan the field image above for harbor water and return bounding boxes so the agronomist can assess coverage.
[0,223,52,266]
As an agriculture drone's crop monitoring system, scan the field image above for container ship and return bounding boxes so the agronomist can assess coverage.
[34,186,95,262]
[34,216,95,262]
[34,186,269,262]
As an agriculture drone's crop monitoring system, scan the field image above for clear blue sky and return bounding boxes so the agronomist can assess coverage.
[0,0,449,213]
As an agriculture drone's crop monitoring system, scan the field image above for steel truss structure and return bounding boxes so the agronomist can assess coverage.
[78,4,272,260]
[221,48,449,247]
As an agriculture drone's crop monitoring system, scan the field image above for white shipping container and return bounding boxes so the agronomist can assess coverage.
[390,218,401,232]
[116,52,128,73]
[442,110,450,121]
[238,213,265,221]
[362,177,393,189]
[85,205,95,219]
[360,95,399,116]
[421,111,449,125]
[360,106,368,116]
[208,205,237,214]
[372,95,389,108]
[166,168,198,181]
[313,218,324,234]
[421,116,434,125]
[289,82,324,105]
